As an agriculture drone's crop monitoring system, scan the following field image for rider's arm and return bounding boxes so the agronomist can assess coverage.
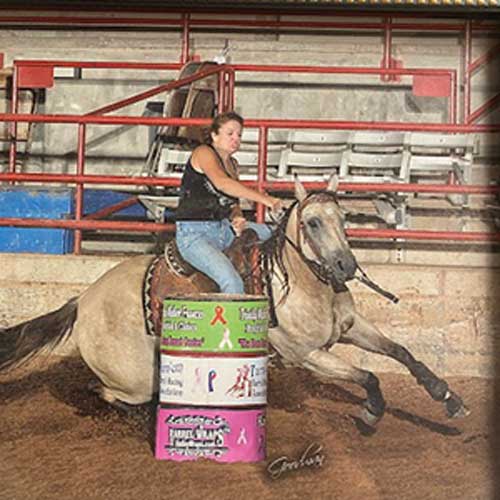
[192,145,279,209]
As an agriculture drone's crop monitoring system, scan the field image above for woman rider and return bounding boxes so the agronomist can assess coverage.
[174,111,283,294]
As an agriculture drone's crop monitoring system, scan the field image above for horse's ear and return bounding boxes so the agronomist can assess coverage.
[294,176,307,202]
[326,173,339,193]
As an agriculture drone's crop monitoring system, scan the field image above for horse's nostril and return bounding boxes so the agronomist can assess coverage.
[337,260,345,272]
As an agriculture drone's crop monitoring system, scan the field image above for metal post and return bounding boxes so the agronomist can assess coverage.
[74,123,86,254]
[218,70,225,113]
[8,64,18,174]
[251,125,270,294]
[256,125,268,223]
[464,21,472,124]
[181,13,190,64]
[224,70,232,111]
[450,71,457,124]
[228,69,235,110]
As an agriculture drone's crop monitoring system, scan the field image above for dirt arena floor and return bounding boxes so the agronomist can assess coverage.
[0,357,498,500]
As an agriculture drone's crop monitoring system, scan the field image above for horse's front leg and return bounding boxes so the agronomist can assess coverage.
[270,324,386,425]
[340,313,469,419]
[303,349,386,425]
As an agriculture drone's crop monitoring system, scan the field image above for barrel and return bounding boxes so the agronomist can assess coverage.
[155,293,269,463]
[155,407,266,462]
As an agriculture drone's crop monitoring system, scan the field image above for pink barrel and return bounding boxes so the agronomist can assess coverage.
[155,407,266,462]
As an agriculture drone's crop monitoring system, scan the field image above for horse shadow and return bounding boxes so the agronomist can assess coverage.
[268,366,462,437]
[0,358,157,450]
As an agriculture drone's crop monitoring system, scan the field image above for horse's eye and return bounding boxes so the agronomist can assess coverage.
[307,217,321,230]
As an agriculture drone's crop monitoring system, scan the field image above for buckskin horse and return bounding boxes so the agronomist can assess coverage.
[0,176,468,425]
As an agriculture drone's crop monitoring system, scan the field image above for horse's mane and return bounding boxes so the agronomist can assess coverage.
[259,200,298,302]
[258,191,339,302]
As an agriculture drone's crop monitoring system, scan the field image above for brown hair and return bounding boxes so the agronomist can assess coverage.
[208,111,244,141]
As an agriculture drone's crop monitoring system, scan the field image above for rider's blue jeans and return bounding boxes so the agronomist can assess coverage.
[175,219,272,294]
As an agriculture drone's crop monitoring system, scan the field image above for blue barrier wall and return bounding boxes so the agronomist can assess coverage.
[0,187,75,254]
[0,188,147,254]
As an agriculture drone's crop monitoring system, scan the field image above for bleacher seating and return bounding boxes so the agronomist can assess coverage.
[339,131,408,183]
[276,130,349,180]
[337,130,409,227]
[145,128,478,229]
[156,148,191,177]
[405,132,476,206]
[233,128,287,179]
[155,128,288,180]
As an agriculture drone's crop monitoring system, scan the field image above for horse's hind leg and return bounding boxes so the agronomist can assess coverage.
[340,313,469,418]
[302,349,386,426]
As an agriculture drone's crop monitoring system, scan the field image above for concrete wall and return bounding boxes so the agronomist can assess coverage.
[0,252,497,379]
[343,264,499,379]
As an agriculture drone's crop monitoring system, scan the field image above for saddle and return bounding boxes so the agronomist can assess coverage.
[144,228,260,337]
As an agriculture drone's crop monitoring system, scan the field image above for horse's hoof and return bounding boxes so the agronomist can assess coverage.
[88,379,101,394]
[452,405,470,418]
[360,407,382,426]
[88,380,132,411]
[445,391,470,419]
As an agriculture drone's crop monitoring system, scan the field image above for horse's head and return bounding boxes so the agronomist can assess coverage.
[291,175,357,287]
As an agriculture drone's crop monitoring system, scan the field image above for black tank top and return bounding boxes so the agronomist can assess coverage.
[175,145,239,221]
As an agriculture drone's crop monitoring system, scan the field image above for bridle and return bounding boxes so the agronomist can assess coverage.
[279,191,349,292]
[269,190,399,303]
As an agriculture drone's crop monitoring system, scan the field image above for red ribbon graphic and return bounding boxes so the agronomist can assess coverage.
[210,305,227,326]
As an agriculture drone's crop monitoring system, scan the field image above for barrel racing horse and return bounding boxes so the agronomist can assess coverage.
[0,176,468,425]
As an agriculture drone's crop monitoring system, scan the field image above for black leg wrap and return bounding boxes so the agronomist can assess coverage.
[363,373,386,419]
[413,361,448,401]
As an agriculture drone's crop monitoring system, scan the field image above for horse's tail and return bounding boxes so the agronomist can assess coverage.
[0,298,78,371]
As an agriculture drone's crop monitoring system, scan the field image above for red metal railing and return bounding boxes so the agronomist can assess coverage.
[1,112,500,253]
[4,10,499,126]
[463,20,500,124]
[8,61,230,173]
[86,64,226,116]
[6,10,498,132]
[8,59,461,172]
[1,10,499,252]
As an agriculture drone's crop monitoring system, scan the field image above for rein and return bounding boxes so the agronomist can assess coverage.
[282,231,347,290]
[354,268,399,304]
